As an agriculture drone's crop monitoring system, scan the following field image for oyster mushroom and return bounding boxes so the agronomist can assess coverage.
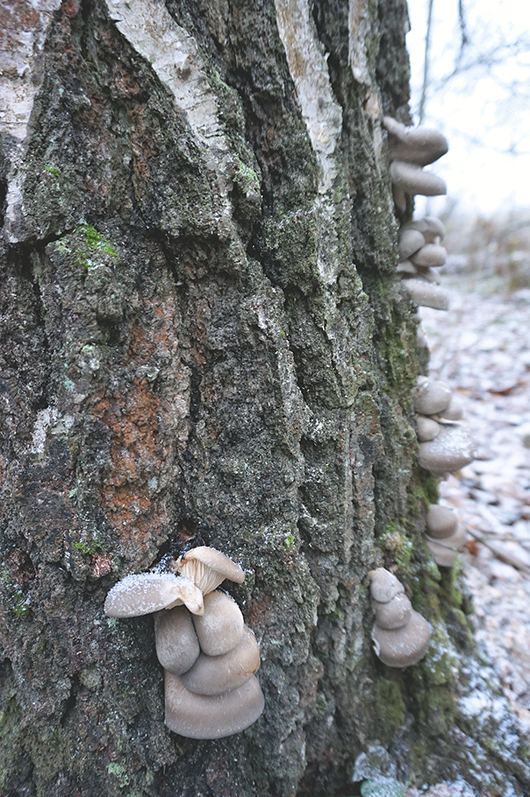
[416,415,441,442]
[426,524,467,567]
[383,116,449,166]
[418,424,477,475]
[413,377,452,416]
[175,546,245,595]
[192,590,245,656]
[369,568,431,668]
[425,505,467,567]
[181,625,260,695]
[164,671,265,739]
[402,278,450,310]
[104,572,204,617]
[154,605,201,675]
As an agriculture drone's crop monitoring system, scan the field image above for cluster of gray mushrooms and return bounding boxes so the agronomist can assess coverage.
[104,117,478,736]
[369,118,478,668]
[104,547,264,738]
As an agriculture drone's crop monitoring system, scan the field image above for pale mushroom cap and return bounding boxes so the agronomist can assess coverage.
[396,260,418,278]
[154,605,201,675]
[426,505,458,539]
[181,625,260,696]
[372,593,413,630]
[418,425,476,475]
[383,117,449,166]
[413,378,452,416]
[104,573,204,618]
[412,266,440,284]
[416,415,441,442]
[403,217,445,242]
[402,279,450,310]
[368,568,405,603]
[389,161,447,198]
[192,590,245,657]
[425,538,458,568]
[410,244,447,268]
[372,610,431,667]
[164,671,264,739]
[398,228,425,260]
[177,546,245,594]
[441,394,464,421]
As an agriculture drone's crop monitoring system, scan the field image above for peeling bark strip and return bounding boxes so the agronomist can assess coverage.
[274,0,345,284]
[348,0,371,84]
[105,0,243,251]
[0,0,61,240]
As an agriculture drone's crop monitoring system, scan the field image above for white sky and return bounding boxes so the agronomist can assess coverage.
[406,0,530,215]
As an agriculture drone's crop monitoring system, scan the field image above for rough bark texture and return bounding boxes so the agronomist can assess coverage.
[0,1,528,796]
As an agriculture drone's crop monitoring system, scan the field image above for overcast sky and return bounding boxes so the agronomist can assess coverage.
[406,0,530,216]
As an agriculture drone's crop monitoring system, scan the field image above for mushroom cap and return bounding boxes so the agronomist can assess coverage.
[426,505,458,539]
[410,244,447,268]
[372,609,431,667]
[402,278,450,310]
[396,260,418,277]
[372,592,413,630]
[425,538,458,568]
[164,671,264,739]
[412,266,440,284]
[383,116,449,166]
[416,415,441,442]
[154,605,201,675]
[104,573,204,617]
[368,568,405,603]
[398,228,425,260]
[181,625,260,696]
[192,590,245,657]
[413,378,452,416]
[389,160,447,198]
[176,546,245,595]
[402,217,445,242]
[418,424,476,475]
[441,394,464,421]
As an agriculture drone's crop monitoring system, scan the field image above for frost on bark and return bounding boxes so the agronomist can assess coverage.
[0,1,528,796]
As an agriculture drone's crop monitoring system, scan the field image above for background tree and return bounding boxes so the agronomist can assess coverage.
[0,0,528,795]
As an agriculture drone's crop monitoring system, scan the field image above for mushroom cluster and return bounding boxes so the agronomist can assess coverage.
[397,217,450,311]
[369,568,431,667]
[384,115,474,570]
[425,505,467,568]
[105,546,264,739]
[383,116,448,212]
[413,375,476,476]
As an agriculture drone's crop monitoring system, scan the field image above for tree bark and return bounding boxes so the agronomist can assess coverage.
[0,0,528,795]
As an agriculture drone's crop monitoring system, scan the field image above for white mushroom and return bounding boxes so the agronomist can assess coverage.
[389,161,447,199]
[418,424,477,475]
[175,546,245,595]
[369,568,431,668]
[413,377,452,416]
[154,605,201,675]
[416,415,441,442]
[426,505,458,539]
[181,626,260,696]
[410,244,447,268]
[426,521,467,568]
[383,117,449,166]
[164,671,265,739]
[104,572,204,617]
[402,278,450,310]
[192,590,245,656]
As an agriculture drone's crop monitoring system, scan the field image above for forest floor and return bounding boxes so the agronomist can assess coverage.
[419,268,530,735]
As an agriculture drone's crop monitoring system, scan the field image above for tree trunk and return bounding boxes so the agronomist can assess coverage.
[0,1,528,795]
